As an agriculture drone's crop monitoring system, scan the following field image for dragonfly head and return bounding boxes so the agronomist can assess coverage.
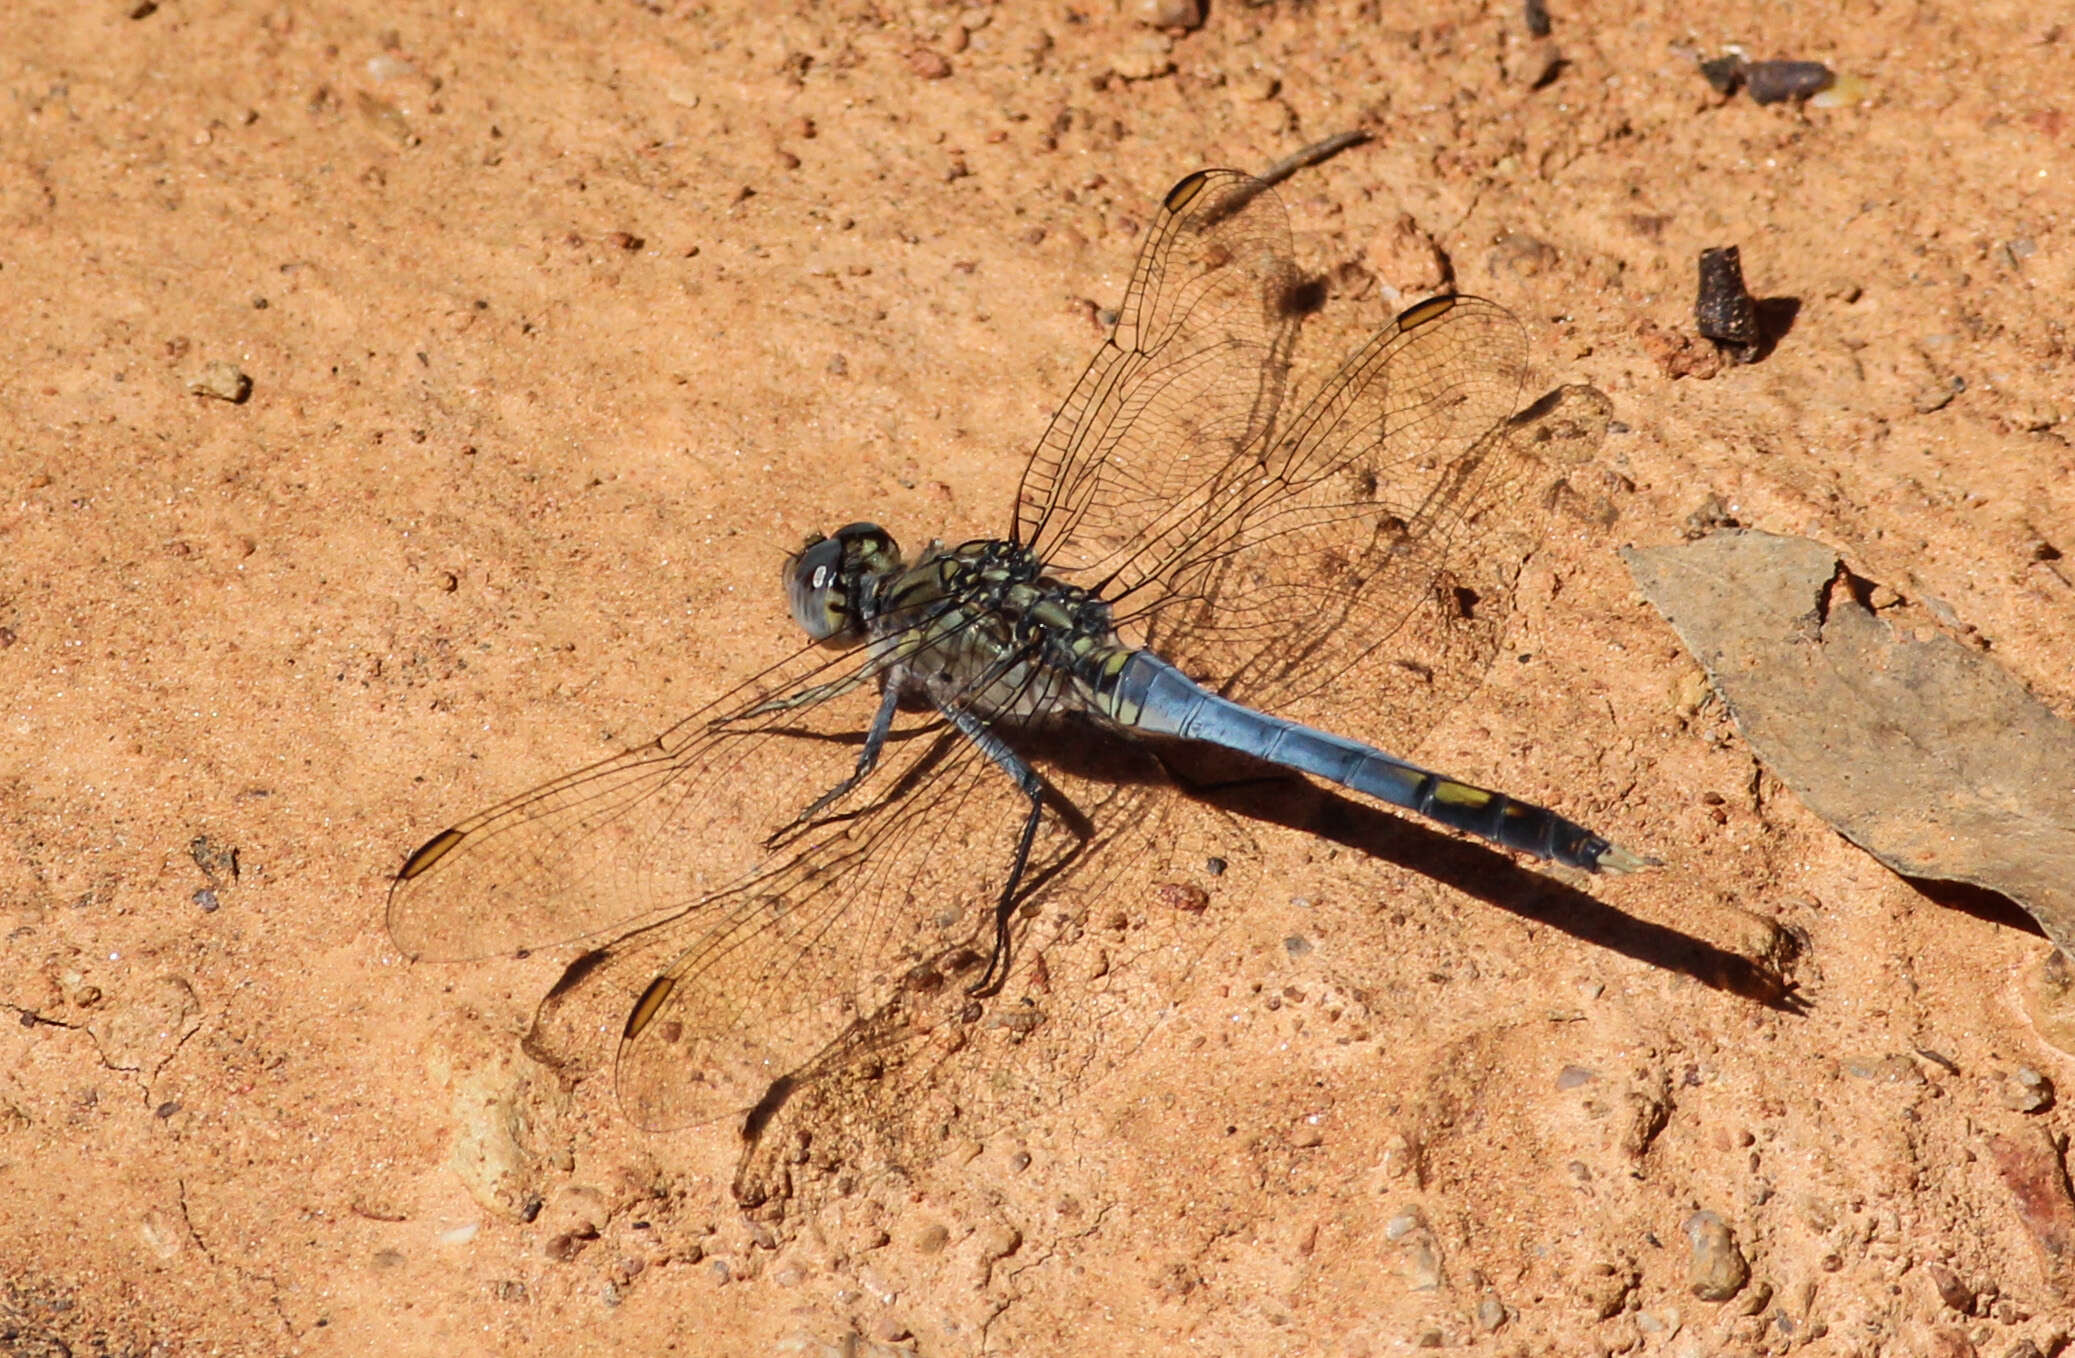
[786,522,902,645]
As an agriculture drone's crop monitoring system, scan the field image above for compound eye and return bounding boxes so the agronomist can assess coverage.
[830,522,896,572]
[786,535,854,643]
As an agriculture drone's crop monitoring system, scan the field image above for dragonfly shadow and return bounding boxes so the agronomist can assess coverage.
[731,721,1804,1214]
[1139,742,1807,1013]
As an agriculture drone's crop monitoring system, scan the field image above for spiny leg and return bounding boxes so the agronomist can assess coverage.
[768,679,906,843]
[938,703,1045,999]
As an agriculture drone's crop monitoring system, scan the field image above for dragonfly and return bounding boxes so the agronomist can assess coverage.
[388,168,1650,1143]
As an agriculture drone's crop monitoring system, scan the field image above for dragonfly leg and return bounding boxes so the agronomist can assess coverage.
[773,680,905,837]
[939,704,1044,999]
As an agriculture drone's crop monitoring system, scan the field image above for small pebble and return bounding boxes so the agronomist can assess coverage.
[905,48,952,79]
[1845,1053,1925,1084]
[1556,1064,1597,1090]
[1726,1287,1776,1320]
[1109,34,1175,81]
[1231,70,1279,102]
[1744,59,1834,104]
[366,53,417,84]
[1385,1207,1444,1290]
[1130,0,1203,29]
[1922,1260,1974,1313]
[2002,1067,2055,1113]
[354,90,413,143]
[1401,1238,1443,1291]
[1489,231,1557,277]
[1365,213,1451,296]
[1577,1259,1637,1319]
[1695,246,1761,363]
[1913,379,1963,414]
[137,1210,183,1261]
[1684,1211,1750,1301]
[1505,36,1562,88]
[539,1185,609,1241]
[1636,318,1722,380]
[1670,667,1713,717]
[1475,1293,1509,1331]
[1157,882,1210,912]
[187,361,253,403]
[973,1223,1021,1264]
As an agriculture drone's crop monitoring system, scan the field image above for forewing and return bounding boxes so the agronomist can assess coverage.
[1116,295,1614,748]
[387,639,919,963]
[1015,170,1308,588]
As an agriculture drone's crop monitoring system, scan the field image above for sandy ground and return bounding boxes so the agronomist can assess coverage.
[4,1,2074,1354]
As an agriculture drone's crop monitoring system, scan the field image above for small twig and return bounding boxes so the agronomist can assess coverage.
[1254,130,1372,189]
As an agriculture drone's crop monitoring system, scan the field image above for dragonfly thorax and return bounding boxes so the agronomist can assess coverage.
[914,539,1117,656]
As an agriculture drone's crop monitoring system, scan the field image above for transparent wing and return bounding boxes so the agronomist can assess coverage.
[387,639,915,964]
[518,716,1049,1131]
[1014,171,1615,752]
[572,633,1230,1134]
[725,749,1229,1207]
[389,600,1205,1133]
[388,625,1040,1130]
[1117,293,1612,752]
[1014,169,1310,591]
